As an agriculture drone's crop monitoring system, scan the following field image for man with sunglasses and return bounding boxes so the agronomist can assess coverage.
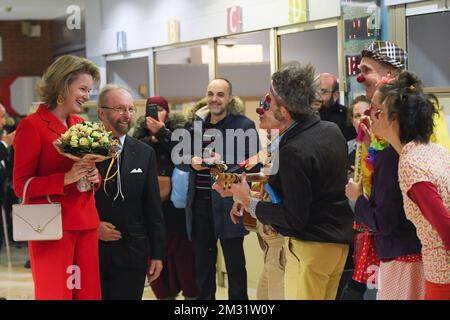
[224,64,354,300]
[230,92,288,300]
[318,73,356,141]
[95,84,165,299]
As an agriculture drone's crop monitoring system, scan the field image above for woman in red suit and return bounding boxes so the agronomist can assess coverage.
[13,55,102,300]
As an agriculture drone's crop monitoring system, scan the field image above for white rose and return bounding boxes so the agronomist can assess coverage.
[61,132,70,140]
[99,136,109,145]
[91,131,100,139]
[79,137,89,147]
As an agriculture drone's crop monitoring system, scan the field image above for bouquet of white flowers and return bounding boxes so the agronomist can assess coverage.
[53,122,120,192]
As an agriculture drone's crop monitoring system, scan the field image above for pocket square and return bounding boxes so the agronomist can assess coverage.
[130,168,143,174]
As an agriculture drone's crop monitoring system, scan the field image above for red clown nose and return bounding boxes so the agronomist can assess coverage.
[357,74,366,83]
[256,107,265,115]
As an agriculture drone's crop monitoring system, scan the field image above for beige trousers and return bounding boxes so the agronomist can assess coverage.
[256,233,286,300]
[284,237,349,300]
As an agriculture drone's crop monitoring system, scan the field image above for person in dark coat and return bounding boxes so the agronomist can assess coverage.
[318,73,356,141]
[220,64,354,300]
[133,96,198,300]
[146,78,260,300]
[95,84,165,300]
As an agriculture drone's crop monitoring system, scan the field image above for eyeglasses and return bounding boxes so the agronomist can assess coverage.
[259,94,271,111]
[369,101,384,119]
[319,88,334,95]
[101,106,137,116]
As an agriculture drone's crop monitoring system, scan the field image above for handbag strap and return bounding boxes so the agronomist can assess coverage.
[21,177,54,205]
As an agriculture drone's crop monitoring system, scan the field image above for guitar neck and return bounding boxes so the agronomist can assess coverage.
[214,171,269,190]
[244,173,269,183]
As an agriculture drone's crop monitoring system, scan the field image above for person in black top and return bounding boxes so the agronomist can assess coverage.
[95,84,165,300]
[0,104,16,251]
[133,96,198,300]
[318,73,356,141]
[222,64,354,300]
[147,78,259,300]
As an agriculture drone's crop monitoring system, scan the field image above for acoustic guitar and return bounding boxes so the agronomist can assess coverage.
[213,171,268,232]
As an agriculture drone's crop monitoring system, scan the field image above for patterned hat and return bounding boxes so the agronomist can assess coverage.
[361,41,407,70]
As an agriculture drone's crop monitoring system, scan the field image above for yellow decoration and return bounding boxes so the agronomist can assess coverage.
[289,0,308,24]
[430,102,450,152]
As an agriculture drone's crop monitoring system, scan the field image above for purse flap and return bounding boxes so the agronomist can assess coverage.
[13,203,62,233]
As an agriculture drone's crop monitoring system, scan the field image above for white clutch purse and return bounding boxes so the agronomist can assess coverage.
[12,177,62,241]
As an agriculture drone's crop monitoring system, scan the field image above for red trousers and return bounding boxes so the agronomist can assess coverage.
[28,229,101,300]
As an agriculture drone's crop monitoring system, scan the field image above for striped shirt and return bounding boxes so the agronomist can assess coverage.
[195,117,224,190]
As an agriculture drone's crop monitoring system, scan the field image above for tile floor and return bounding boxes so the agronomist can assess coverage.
[0,244,254,300]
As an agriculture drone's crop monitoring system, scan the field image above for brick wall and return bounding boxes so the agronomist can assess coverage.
[0,21,53,84]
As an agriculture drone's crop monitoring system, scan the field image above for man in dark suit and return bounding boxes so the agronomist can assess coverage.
[95,84,165,300]
[0,104,15,251]
[0,104,15,164]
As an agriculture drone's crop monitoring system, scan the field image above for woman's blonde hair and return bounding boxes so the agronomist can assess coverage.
[36,55,100,110]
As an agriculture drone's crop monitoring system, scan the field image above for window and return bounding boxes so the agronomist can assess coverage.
[407,12,450,87]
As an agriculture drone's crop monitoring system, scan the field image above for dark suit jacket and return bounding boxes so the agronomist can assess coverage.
[95,135,165,270]
[320,101,356,141]
[2,147,18,211]
[0,141,7,162]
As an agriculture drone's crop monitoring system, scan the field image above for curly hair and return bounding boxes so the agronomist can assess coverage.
[271,63,318,120]
[378,71,437,144]
[36,55,100,110]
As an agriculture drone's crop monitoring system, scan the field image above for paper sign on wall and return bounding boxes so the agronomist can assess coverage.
[227,6,242,34]
[168,20,180,44]
[289,0,308,24]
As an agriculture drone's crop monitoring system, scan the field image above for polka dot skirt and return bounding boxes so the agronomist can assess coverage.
[352,229,380,283]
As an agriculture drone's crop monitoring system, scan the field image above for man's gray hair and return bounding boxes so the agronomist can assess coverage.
[97,83,132,108]
[271,63,318,120]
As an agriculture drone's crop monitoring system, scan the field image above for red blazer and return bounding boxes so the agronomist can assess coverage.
[13,104,100,230]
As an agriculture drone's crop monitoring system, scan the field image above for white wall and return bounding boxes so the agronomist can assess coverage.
[85,0,341,57]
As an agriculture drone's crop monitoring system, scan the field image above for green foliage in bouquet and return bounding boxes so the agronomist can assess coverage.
[60,122,114,156]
